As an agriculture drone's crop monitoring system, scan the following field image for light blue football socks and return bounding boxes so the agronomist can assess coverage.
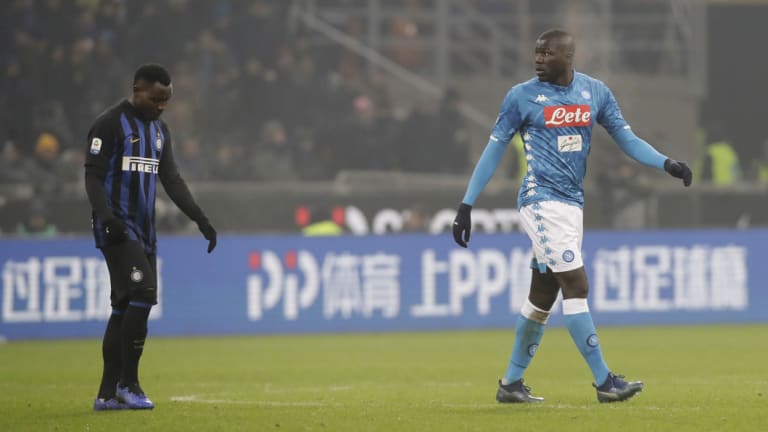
[563,298,610,385]
[502,300,549,384]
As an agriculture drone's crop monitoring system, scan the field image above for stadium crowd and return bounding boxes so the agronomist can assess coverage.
[0,0,470,189]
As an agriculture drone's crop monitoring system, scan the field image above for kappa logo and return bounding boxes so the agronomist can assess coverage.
[534,94,549,103]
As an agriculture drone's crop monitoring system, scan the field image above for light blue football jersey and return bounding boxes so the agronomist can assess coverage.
[490,72,630,208]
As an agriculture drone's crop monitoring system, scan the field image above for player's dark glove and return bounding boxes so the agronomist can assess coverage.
[197,219,217,253]
[102,218,128,245]
[452,203,472,248]
[664,158,693,187]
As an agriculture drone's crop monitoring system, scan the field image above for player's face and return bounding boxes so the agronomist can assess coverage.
[534,37,572,83]
[132,81,173,120]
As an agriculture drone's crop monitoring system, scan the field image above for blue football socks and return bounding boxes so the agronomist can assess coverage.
[563,298,610,385]
[502,300,549,384]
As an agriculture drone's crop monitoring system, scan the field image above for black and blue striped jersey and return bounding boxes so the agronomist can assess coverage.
[85,99,202,253]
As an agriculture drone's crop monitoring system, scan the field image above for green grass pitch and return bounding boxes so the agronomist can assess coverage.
[1,325,766,432]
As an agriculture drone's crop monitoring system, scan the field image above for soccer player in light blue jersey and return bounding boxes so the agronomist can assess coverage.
[452,29,692,403]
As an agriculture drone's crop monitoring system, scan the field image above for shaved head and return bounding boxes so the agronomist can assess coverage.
[537,29,575,56]
[534,29,575,86]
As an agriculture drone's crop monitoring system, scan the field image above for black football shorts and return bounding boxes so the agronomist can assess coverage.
[100,240,158,308]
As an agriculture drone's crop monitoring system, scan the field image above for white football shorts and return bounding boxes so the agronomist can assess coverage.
[519,200,584,273]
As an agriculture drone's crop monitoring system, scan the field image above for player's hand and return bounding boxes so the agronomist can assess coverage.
[197,220,217,253]
[664,158,693,187]
[103,218,128,245]
[452,203,472,248]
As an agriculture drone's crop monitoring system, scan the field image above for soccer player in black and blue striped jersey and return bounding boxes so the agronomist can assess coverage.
[85,64,217,411]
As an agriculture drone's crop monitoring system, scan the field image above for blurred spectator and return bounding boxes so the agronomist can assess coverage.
[386,0,427,69]
[301,205,344,236]
[506,133,526,183]
[16,199,58,237]
[30,132,63,188]
[209,141,249,181]
[293,127,331,181]
[755,138,768,184]
[251,120,298,181]
[699,122,742,186]
[433,88,470,173]
[176,136,210,181]
[396,104,433,172]
[32,100,74,151]
[0,0,481,190]
[0,140,36,183]
[402,204,428,232]
[57,148,85,182]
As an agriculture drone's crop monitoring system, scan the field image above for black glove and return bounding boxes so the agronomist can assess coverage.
[664,158,693,187]
[197,219,217,253]
[102,218,128,245]
[452,203,472,248]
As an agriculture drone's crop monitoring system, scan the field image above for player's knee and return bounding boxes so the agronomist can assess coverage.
[521,298,551,324]
[129,289,158,306]
[555,268,589,298]
[528,290,558,311]
[561,284,588,299]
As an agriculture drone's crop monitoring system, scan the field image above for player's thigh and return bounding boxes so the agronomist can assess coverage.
[529,269,560,310]
[100,241,158,307]
[519,200,584,273]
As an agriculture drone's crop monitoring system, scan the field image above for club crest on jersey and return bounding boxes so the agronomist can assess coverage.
[562,249,575,262]
[544,105,591,128]
[155,132,163,150]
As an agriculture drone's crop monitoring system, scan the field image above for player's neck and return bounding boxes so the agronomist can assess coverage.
[551,70,574,87]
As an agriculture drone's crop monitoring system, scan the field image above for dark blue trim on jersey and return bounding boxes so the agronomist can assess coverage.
[613,128,667,170]
[119,114,134,226]
[135,120,148,232]
[148,121,160,248]
[462,138,507,205]
[120,115,140,244]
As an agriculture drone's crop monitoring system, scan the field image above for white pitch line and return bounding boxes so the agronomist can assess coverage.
[261,385,354,394]
[171,395,682,411]
[170,395,332,407]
